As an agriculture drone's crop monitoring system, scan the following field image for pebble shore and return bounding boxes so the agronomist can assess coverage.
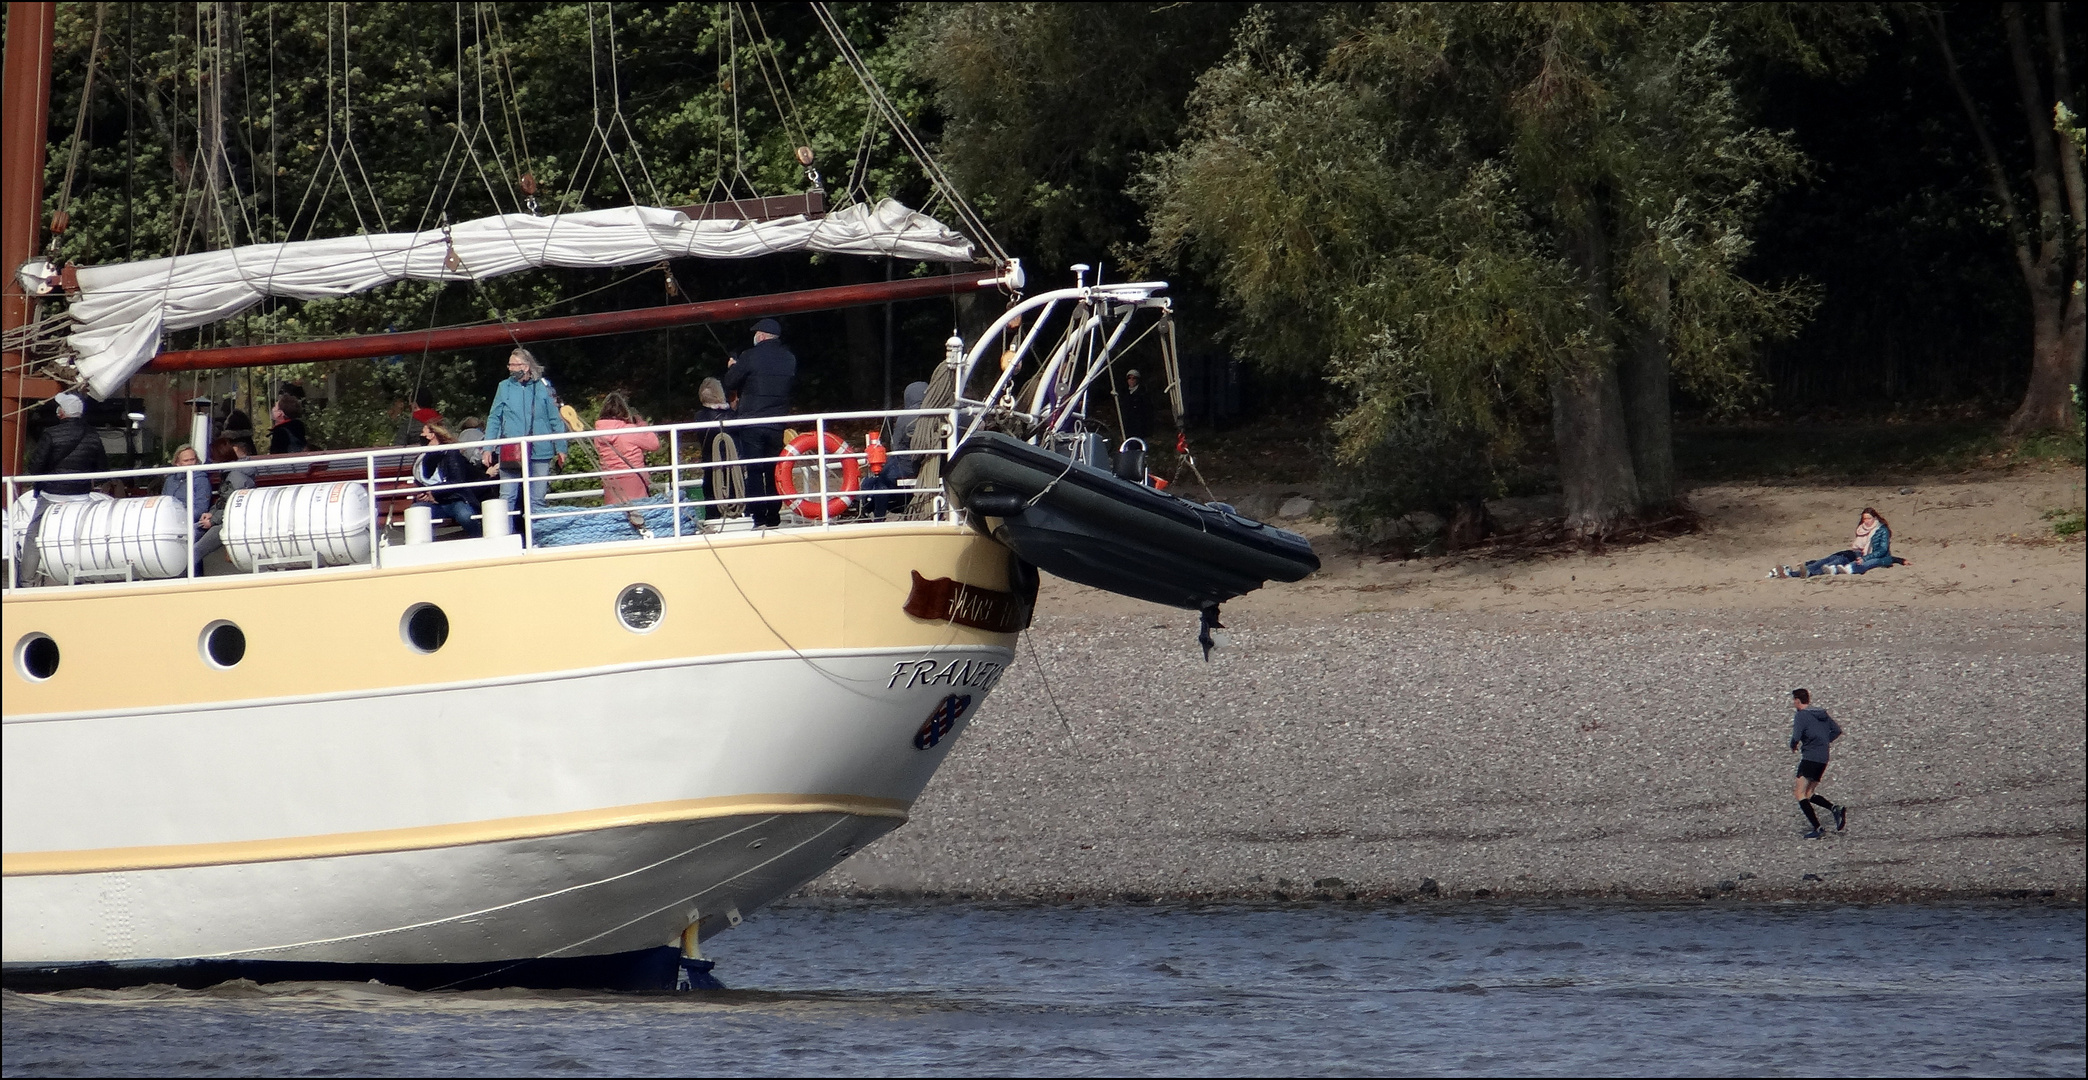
[813,605,2087,903]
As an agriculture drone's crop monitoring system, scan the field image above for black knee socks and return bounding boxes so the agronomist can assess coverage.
[1799,801,1821,828]
[1809,794,1837,812]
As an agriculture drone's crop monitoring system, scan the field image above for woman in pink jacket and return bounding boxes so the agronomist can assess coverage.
[593,391,659,534]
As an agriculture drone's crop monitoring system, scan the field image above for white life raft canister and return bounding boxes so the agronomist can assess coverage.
[5,492,190,580]
[224,481,373,571]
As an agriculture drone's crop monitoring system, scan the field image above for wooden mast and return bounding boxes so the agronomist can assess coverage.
[1,1,60,477]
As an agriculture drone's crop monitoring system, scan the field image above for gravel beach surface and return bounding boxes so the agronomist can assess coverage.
[814,605,2086,902]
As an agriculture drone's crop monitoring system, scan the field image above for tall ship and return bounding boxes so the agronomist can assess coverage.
[1,1,1316,991]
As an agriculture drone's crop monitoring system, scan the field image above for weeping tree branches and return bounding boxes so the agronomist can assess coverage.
[1142,5,1814,537]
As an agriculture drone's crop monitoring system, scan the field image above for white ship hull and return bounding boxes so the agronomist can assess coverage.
[4,524,1022,987]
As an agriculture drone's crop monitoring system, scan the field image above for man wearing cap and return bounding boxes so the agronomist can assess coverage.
[722,318,797,528]
[16,392,110,586]
[1120,368,1152,444]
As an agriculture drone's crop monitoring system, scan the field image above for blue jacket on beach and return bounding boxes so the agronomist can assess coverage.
[1851,524,1894,573]
[1790,707,1843,762]
[484,376,568,461]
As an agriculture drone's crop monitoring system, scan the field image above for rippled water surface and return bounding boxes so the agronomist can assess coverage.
[4,902,2082,1077]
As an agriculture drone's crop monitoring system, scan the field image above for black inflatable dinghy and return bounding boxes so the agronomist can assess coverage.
[945,431,1319,610]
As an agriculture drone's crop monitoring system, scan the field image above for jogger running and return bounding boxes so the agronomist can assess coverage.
[1788,688,1847,839]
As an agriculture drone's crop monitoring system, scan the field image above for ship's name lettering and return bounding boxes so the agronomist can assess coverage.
[887,658,1006,691]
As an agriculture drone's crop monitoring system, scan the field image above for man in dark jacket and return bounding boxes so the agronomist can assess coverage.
[722,318,797,527]
[1788,688,1847,839]
[1120,368,1152,444]
[17,392,111,586]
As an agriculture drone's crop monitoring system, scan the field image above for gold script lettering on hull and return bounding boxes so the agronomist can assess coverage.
[902,571,1029,634]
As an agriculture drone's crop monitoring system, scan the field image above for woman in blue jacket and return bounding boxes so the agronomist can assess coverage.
[1772,508,1900,578]
[481,348,568,534]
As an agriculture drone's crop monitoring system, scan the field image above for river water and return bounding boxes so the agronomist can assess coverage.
[4,901,2082,1077]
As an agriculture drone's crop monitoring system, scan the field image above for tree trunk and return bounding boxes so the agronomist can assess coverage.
[2008,276,2081,434]
[2004,2,2087,434]
[1618,264,1675,508]
[1552,362,1642,538]
[1930,6,2083,435]
[1552,199,1641,538]
[1999,4,2081,434]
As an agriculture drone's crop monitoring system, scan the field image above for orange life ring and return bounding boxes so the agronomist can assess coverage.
[774,430,861,520]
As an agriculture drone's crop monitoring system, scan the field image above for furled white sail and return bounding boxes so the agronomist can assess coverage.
[18,199,976,398]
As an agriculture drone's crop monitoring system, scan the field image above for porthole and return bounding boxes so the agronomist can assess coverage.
[15,633,59,681]
[402,603,450,653]
[200,621,246,669]
[616,583,664,633]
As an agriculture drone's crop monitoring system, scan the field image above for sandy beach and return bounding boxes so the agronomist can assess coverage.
[814,467,2087,902]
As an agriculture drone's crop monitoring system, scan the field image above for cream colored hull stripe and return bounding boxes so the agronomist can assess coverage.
[0,521,975,604]
[3,646,970,726]
[2,793,908,877]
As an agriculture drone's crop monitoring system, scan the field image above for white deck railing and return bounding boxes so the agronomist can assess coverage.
[2,406,959,592]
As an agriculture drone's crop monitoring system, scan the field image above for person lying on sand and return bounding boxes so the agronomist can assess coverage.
[1770,507,1907,578]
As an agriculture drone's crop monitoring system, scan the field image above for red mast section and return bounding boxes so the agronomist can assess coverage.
[2,1,60,477]
[144,269,1007,372]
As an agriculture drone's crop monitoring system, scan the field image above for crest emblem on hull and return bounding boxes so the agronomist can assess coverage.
[913,694,974,750]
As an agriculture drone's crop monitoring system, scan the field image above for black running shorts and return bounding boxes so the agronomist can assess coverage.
[1796,758,1827,782]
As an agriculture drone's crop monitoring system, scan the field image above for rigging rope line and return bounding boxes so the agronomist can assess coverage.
[335,3,391,233]
[808,2,1007,265]
[205,1,260,251]
[740,2,815,178]
[51,3,109,244]
[600,4,662,205]
[487,4,535,201]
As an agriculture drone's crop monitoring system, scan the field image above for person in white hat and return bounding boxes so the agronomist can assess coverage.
[16,392,110,586]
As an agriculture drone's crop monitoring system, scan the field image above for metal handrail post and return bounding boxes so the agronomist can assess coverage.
[945,406,959,524]
[186,463,199,578]
[5,477,15,592]
[815,417,829,529]
[520,443,534,549]
[670,429,683,538]
[366,452,379,567]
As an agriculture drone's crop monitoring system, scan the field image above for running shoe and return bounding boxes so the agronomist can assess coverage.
[1803,827,1825,840]
[1833,806,1847,832]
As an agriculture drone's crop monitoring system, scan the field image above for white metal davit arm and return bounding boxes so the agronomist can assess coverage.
[954,282,1169,444]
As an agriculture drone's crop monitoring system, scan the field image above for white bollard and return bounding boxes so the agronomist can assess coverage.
[403,504,434,545]
[481,498,512,537]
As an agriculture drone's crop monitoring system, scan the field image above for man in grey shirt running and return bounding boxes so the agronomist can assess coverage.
[1789,688,1846,839]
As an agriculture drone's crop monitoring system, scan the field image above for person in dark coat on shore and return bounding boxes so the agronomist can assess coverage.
[17,392,111,586]
[721,318,797,528]
[1788,688,1847,839]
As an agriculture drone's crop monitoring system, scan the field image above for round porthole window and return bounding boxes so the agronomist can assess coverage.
[402,603,450,653]
[616,583,664,633]
[15,633,59,681]
[200,621,246,669]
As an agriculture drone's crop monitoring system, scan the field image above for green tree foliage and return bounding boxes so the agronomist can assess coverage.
[1142,5,1815,535]
[904,1,1249,277]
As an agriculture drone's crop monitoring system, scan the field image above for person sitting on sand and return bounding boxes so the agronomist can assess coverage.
[1771,507,1904,578]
